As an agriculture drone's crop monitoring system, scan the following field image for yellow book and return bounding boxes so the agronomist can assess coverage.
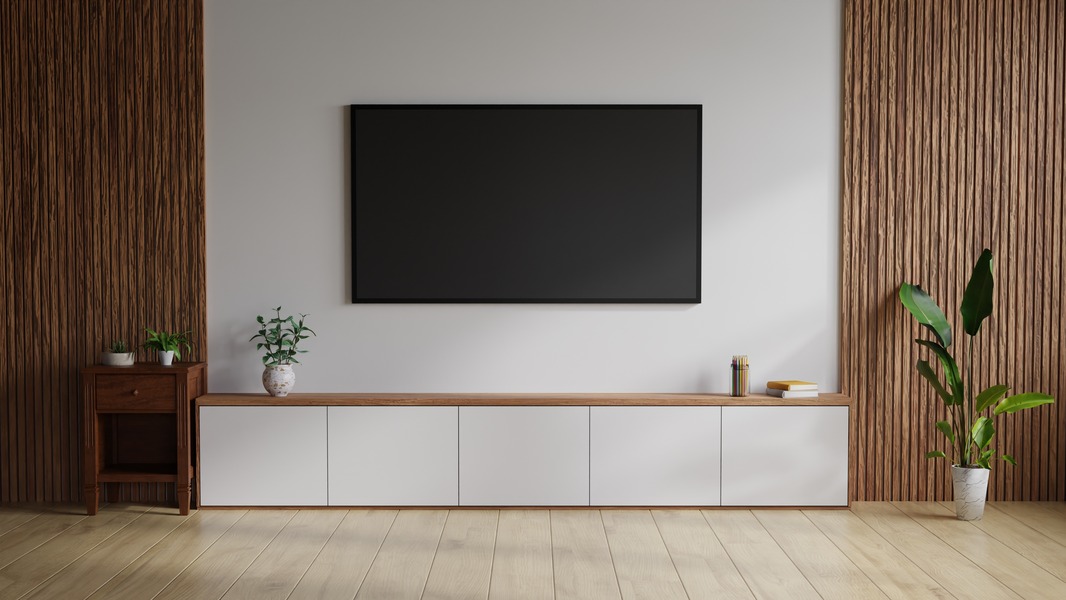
[766,380,818,391]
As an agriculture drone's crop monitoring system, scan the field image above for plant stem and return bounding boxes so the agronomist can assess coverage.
[963,336,974,466]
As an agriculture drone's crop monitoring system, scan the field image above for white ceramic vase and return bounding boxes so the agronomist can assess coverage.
[100,352,136,366]
[158,350,175,366]
[951,464,989,520]
[263,364,296,397]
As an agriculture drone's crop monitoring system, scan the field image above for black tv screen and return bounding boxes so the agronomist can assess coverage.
[351,105,701,303]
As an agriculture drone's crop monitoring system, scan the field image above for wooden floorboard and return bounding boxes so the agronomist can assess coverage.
[19,507,193,599]
[222,510,344,600]
[0,504,149,599]
[895,502,1066,598]
[803,509,954,600]
[422,510,497,600]
[703,509,821,600]
[943,501,1066,583]
[1,503,1064,600]
[551,510,622,600]
[850,502,1022,599]
[83,509,244,600]
[652,509,753,600]
[488,510,554,600]
[754,509,887,599]
[354,509,447,600]
[154,510,296,600]
[0,507,87,570]
[601,510,687,600]
[288,509,396,600]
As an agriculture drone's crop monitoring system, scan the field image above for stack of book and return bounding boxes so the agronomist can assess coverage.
[766,380,819,398]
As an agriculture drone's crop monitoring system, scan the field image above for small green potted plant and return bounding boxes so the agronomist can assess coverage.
[100,339,136,366]
[249,306,316,397]
[900,248,1054,520]
[142,328,192,366]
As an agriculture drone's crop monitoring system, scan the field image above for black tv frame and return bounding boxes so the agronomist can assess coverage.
[350,104,702,304]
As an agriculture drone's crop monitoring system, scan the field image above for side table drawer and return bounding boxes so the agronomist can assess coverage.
[96,374,176,411]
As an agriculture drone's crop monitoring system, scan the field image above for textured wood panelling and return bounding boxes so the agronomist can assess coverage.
[1,0,205,503]
[843,0,1065,500]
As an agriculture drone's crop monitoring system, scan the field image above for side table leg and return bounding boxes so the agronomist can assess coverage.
[177,483,191,515]
[84,485,99,516]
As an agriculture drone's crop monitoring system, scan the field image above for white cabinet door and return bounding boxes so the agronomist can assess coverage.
[459,406,589,506]
[590,407,721,506]
[199,406,327,506]
[721,406,848,506]
[327,406,458,506]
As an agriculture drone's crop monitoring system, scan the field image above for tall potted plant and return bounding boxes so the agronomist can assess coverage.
[900,249,1054,520]
[250,306,316,397]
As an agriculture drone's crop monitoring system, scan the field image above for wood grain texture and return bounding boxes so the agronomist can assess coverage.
[843,0,1066,501]
[0,0,206,504]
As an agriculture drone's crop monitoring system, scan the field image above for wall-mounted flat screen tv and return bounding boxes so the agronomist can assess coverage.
[351,104,701,303]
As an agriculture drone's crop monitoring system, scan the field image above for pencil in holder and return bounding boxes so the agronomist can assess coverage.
[730,356,749,397]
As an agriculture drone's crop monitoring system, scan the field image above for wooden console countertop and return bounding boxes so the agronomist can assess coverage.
[196,392,850,407]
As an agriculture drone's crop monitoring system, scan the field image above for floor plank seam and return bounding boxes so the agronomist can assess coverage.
[598,510,625,600]
[485,510,503,600]
[548,509,558,600]
[151,509,248,600]
[418,510,452,600]
[284,509,349,600]
[648,511,692,600]
[984,503,1066,549]
[352,508,401,599]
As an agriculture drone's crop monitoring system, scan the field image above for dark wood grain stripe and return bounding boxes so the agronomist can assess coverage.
[1,0,205,504]
[844,0,1065,501]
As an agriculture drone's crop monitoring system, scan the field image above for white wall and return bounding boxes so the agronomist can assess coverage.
[205,0,840,393]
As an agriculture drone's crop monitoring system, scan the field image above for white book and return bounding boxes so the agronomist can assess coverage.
[765,388,819,399]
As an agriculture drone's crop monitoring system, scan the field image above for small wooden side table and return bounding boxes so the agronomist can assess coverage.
[82,362,206,515]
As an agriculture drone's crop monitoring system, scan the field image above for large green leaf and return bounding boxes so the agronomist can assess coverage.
[993,392,1055,415]
[900,283,953,347]
[925,451,946,459]
[971,416,995,450]
[934,420,955,444]
[915,339,963,404]
[960,249,995,336]
[917,360,953,404]
[975,385,1009,413]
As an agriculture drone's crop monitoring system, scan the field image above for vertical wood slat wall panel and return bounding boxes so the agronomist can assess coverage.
[1,0,205,504]
[844,0,1065,501]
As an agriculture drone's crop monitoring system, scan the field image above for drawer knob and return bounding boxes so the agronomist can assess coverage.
[132,389,139,396]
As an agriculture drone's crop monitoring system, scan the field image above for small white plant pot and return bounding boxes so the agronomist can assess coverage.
[158,350,175,366]
[263,364,296,397]
[100,352,136,366]
[951,464,990,520]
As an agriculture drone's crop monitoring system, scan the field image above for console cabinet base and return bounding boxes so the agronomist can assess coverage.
[196,394,849,508]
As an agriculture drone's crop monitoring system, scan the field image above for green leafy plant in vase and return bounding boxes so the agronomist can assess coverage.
[899,248,1054,520]
[100,339,136,366]
[249,306,316,397]
[142,328,192,366]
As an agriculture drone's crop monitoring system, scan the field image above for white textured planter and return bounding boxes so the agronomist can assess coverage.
[263,364,296,397]
[100,352,135,366]
[951,465,990,520]
[158,350,175,366]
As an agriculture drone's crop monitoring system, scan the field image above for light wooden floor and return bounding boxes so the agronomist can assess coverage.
[1,503,1065,599]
